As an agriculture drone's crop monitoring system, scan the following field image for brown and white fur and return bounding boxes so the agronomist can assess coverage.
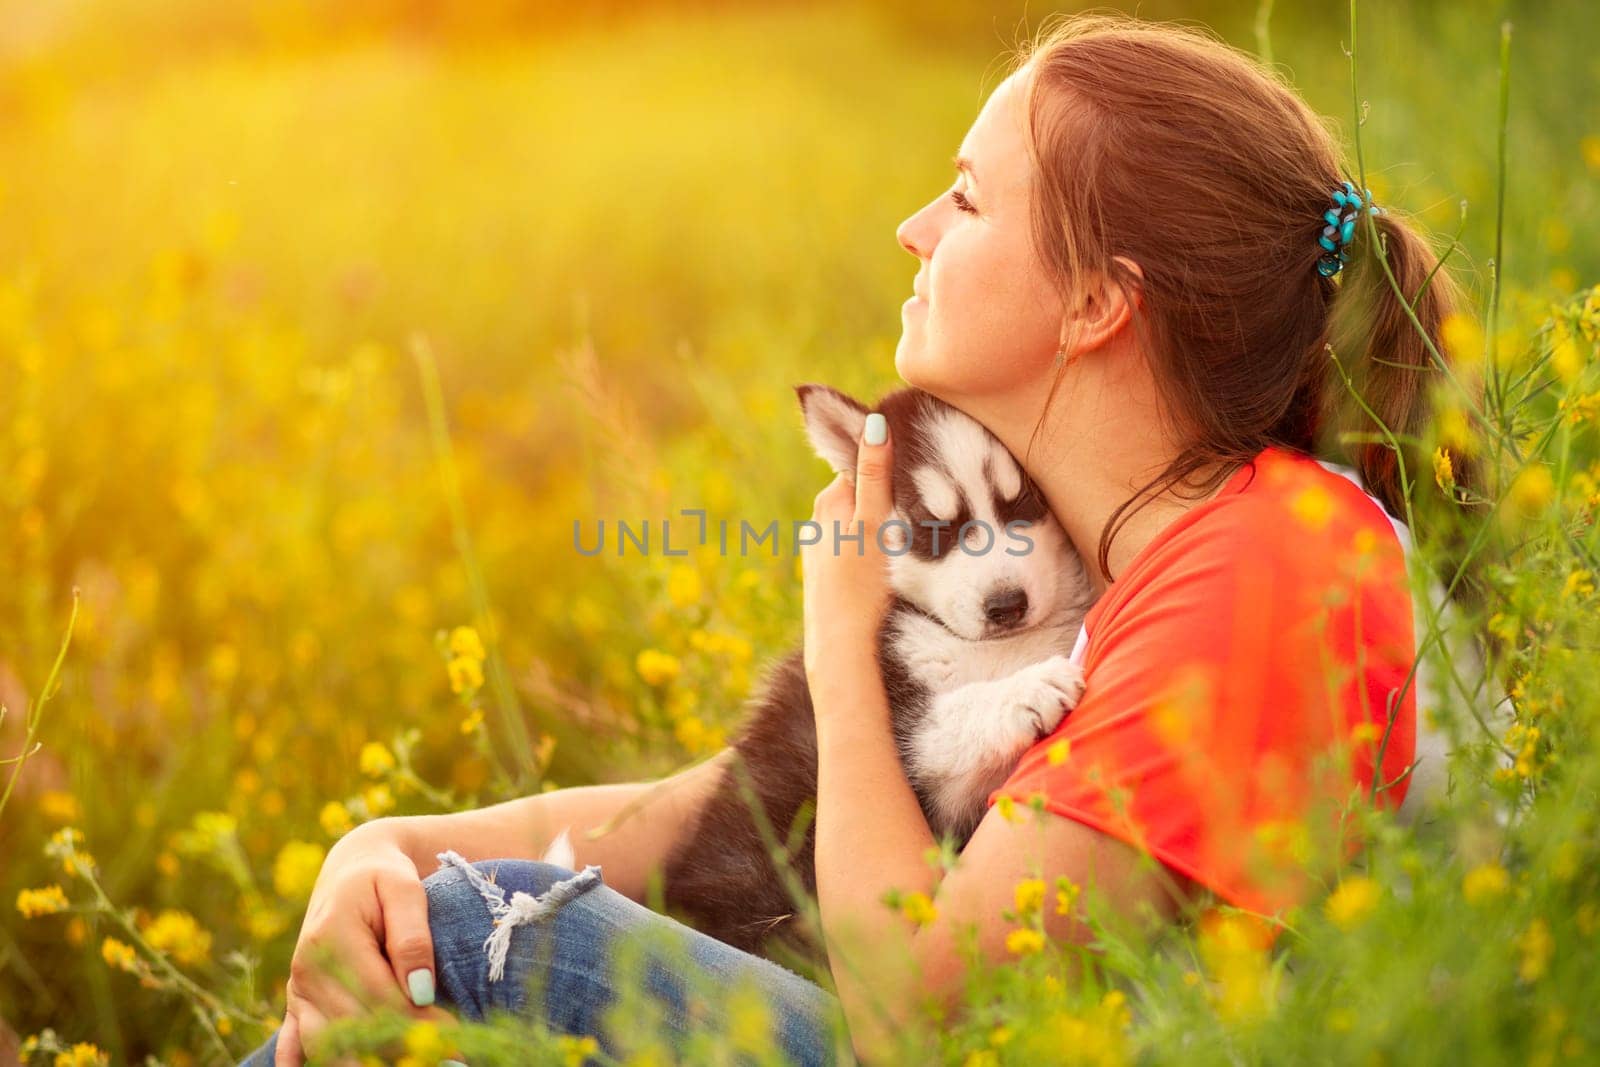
[553,385,1095,971]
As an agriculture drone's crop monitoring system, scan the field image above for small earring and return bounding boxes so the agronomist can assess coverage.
[1053,346,1067,367]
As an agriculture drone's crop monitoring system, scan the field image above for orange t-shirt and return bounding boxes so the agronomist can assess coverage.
[987,446,1417,920]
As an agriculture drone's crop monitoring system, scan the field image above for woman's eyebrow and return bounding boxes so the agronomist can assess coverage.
[952,155,979,186]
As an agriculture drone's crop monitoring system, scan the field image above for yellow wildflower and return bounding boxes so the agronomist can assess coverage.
[1550,324,1584,384]
[1517,917,1553,982]
[16,884,70,919]
[635,648,681,687]
[899,890,938,927]
[1005,927,1047,956]
[1099,989,1132,1029]
[244,899,289,942]
[319,801,354,838]
[448,625,486,662]
[1562,392,1600,427]
[1583,286,1600,342]
[273,840,327,900]
[1014,878,1047,917]
[666,687,698,720]
[460,707,485,735]
[1432,447,1455,493]
[1199,911,1275,1023]
[447,655,485,694]
[140,909,212,966]
[403,1021,456,1062]
[725,983,774,1054]
[673,714,709,753]
[1323,876,1381,931]
[1351,721,1383,745]
[358,741,395,778]
[1289,486,1334,530]
[1508,465,1556,516]
[1435,402,1478,456]
[1440,311,1486,370]
[557,1035,601,1067]
[1026,1000,1131,1067]
[1055,875,1082,916]
[1563,570,1595,600]
[37,791,81,823]
[47,828,95,878]
[52,1043,108,1067]
[101,937,139,972]
[1462,862,1511,905]
[1578,134,1600,175]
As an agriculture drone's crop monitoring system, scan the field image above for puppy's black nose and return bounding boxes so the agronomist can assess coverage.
[983,588,1029,628]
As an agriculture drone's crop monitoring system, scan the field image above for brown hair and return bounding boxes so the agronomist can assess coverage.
[1011,13,1482,583]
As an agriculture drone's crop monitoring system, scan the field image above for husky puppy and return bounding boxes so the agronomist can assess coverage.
[575,385,1094,970]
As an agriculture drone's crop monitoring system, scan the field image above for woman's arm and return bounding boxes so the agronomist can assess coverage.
[800,421,1197,1062]
[380,747,737,905]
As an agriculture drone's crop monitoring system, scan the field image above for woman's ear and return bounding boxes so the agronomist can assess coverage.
[1061,258,1143,358]
[1113,255,1146,312]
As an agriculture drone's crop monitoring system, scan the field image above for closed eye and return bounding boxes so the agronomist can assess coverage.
[949,189,978,215]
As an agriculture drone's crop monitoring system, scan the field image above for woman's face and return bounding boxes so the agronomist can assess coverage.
[894,67,1066,401]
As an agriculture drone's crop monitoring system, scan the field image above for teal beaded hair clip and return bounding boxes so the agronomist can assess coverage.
[1316,180,1383,278]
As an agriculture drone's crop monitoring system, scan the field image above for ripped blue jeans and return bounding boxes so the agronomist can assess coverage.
[239,853,844,1066]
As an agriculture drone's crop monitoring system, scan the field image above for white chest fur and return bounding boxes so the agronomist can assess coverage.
[887,609,1087,840]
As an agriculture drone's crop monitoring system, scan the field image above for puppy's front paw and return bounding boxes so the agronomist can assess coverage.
[1006,654,1085,739]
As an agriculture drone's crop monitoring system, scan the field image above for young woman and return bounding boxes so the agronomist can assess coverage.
[246,13,1473,1066]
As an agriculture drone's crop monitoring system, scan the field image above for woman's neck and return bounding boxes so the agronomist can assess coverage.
[960,369,1232,597]
[1036,457,1205,598]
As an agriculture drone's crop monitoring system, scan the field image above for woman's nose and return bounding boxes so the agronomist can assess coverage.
[895,215,922,258]
[896,199,938,259]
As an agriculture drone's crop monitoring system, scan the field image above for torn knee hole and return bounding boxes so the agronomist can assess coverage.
[434,849,604,982]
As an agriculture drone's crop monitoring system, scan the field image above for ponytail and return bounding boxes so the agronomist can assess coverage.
[1317,206,1488,601]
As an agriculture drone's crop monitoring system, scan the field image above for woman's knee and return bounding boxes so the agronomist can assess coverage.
[421,854,611,1018]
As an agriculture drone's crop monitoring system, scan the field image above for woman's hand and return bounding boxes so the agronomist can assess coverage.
[274,819,455,1066]
[802,411,895,687]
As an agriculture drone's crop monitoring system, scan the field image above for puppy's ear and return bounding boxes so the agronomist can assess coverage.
[795,384,869,477]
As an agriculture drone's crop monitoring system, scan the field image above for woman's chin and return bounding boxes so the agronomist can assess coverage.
[896,329,954,384]
[893,336,924,386]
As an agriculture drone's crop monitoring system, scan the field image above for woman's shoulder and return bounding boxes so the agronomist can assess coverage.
[1089,446,1408,630]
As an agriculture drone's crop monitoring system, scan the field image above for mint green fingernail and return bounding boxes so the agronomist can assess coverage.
[864,413,887,446]
[407,967,435,1007]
